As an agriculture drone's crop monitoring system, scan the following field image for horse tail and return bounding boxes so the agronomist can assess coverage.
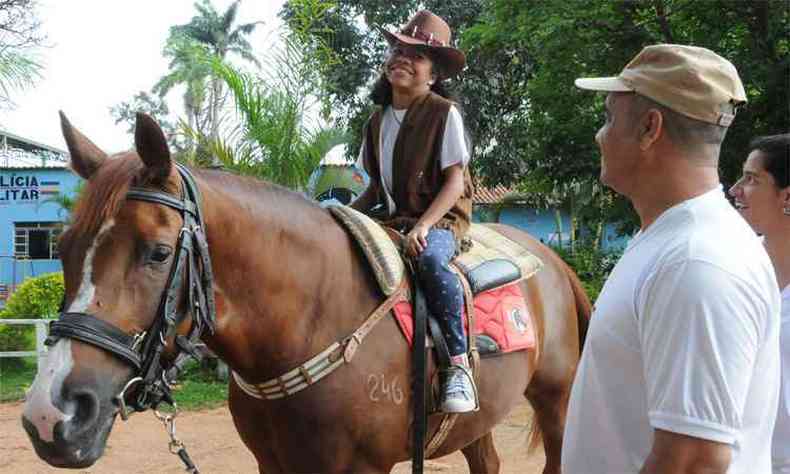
[525,260,592,453]
[526,413,543,453]
[562,259,592,354]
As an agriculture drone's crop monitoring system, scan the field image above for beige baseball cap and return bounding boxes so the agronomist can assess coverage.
[575,44,747,127]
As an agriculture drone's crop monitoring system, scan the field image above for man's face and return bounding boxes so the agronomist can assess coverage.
[728,150,786,235]
[595,92,641,195]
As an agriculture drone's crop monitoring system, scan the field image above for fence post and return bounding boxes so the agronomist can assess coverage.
[216,361,229,381]
[35,321,48,374]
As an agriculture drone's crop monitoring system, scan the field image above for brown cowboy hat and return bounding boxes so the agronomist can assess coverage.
[377,10,466,79]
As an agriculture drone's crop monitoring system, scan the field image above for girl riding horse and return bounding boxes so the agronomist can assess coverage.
[352,10,477,413]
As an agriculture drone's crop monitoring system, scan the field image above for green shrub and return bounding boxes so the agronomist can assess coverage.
[554,244,622,302]
[0,273,64,358]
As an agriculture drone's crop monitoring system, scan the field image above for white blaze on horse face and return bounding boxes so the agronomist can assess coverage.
[22,339,75,443]
[67,219,115,313]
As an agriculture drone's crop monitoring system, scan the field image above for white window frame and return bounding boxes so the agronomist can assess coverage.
[13,222,63,260]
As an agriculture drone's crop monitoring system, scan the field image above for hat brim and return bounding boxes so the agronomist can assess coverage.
[574,76,633,92]
[377,26,466,79]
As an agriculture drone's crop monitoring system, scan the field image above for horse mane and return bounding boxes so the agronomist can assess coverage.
[65,154,325,242]
[66,154,144,239]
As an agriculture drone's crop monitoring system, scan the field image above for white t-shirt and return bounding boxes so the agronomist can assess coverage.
[562,187,781,474]
[357,104,470,215]
[775,285,790,473]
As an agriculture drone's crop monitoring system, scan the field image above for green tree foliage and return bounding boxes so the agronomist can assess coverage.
[466,0,788,234]
[110,91,178,144]
[553,243,622,302]
[282,0,789,238]
[187,43,345,189]
[154,36,213,142]
[0,0,45,109]
[0,273,64,355]
[172,0,345,188]
[167,0,261,146]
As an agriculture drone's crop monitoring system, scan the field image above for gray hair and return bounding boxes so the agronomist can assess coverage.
[629,94,729,156]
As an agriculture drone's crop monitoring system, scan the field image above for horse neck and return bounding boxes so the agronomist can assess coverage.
[194,172,380,382]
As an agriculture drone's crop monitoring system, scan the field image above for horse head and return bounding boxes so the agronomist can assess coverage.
[21,112,207,468]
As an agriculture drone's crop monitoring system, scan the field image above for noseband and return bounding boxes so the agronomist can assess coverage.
[46,163,217,417]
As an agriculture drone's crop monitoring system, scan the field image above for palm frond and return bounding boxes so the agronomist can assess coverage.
[221,1,241,33]
[0,50,41,100]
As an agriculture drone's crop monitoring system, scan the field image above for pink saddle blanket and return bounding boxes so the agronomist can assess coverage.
[392,283,536,354]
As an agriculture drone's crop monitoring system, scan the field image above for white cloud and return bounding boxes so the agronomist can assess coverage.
[0,0,284,153]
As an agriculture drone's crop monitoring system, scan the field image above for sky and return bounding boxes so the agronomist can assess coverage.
[0,0,285,154]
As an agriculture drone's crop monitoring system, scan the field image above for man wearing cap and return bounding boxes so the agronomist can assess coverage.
[563,44,781,473]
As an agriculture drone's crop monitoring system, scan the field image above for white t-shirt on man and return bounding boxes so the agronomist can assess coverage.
[357,104,470,215]
[562,187,781,474]
[774,285,790,473]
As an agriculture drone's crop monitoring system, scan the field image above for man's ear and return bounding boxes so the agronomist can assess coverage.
[639,108,663,151]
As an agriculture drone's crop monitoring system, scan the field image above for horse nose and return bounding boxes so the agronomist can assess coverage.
[57,386,101,442]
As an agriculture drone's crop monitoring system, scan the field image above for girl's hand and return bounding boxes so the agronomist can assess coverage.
[406,224,430,258]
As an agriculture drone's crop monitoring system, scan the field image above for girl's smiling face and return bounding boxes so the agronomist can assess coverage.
[384,44,435,93]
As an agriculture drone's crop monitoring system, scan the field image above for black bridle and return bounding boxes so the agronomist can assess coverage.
[46,163,217,417]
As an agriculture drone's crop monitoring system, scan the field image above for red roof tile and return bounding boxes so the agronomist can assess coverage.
[473,183,514,205]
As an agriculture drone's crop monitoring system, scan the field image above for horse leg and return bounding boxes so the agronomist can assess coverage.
[525,373,571,474]
[461,431,501,474]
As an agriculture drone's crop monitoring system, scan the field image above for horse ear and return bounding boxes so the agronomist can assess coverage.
[60,111,107,179]
[134,112,171,182]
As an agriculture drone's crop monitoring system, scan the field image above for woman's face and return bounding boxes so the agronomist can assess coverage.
[729,150,789,235]
[384,44,435,93]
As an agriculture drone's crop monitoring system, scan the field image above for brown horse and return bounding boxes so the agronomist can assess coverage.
[21,113,590,473]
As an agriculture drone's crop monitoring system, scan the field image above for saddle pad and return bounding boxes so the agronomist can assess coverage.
[393,283,536,354]
[328,204,404,296]
[455,224,544,285]
[330,205,543,298]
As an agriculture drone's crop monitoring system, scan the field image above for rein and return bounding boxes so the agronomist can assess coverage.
[45,163,217,472]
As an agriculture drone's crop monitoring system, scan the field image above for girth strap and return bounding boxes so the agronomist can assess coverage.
[233,279,409,400]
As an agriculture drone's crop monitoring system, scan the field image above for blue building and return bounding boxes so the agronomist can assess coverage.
[0,130,80,308]
[472,184,628,250]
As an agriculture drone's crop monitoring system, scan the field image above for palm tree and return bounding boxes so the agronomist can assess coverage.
[153,37,212,143]
[193,52,344,189]
[170,0,261,147]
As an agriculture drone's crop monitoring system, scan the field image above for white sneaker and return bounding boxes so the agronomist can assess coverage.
[440,365,478,413]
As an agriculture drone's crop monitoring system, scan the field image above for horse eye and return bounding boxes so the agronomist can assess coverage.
[150,245,172,263]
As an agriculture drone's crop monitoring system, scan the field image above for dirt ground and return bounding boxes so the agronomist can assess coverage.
[0,401,545,473]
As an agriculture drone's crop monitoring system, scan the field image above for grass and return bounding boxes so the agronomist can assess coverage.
[0,357,229,411]
[0,357,37,402]
[167,360,229,411]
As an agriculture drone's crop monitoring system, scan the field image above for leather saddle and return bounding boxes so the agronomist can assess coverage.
[328,204,543,357]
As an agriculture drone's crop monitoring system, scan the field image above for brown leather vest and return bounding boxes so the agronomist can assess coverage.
[362,92,474,239]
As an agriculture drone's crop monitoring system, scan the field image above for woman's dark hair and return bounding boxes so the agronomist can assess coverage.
[749,133,789,188]
[369,74,454,106]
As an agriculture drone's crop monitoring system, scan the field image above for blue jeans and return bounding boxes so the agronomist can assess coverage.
[417,229,466,357]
